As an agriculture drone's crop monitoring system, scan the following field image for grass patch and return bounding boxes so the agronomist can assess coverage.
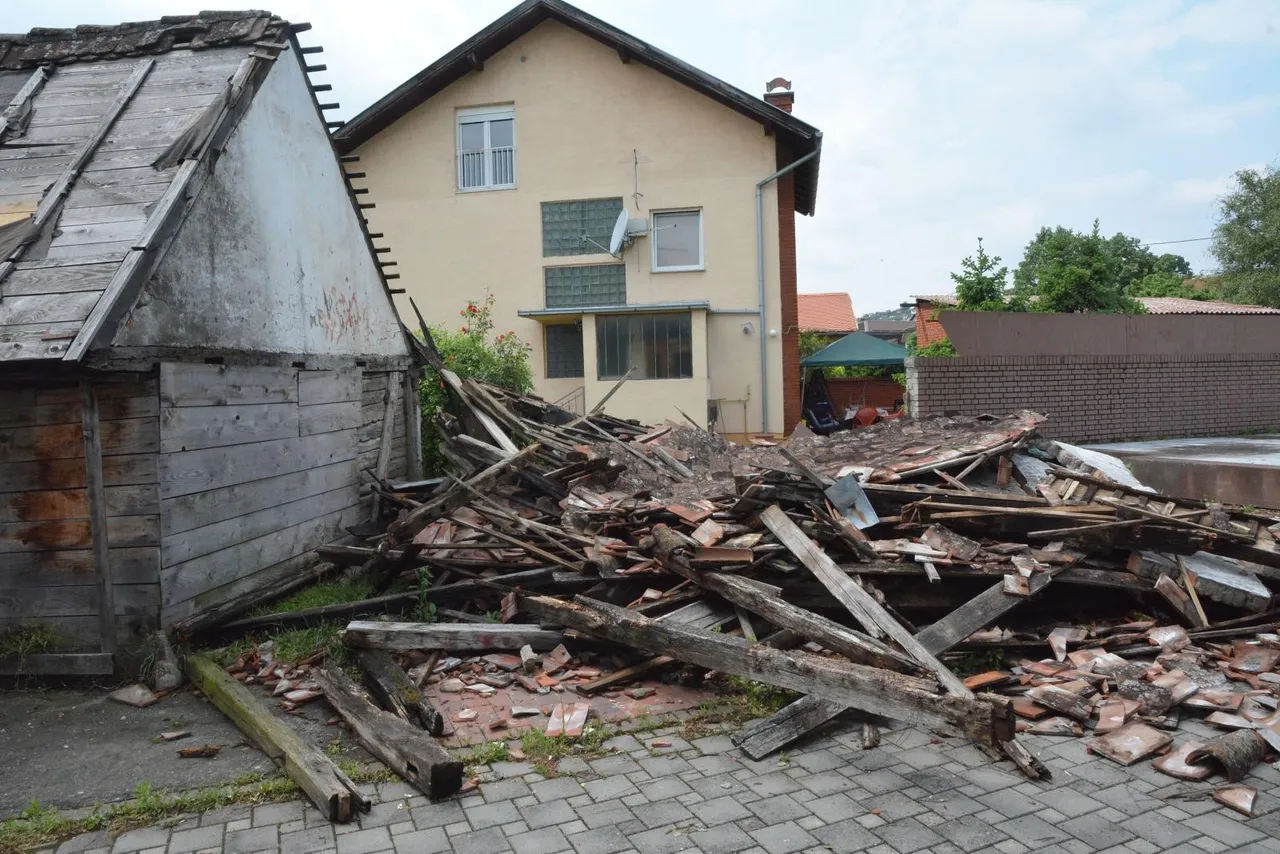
[0,763,402,851]
[249,579,375,618]
[462,740,511,775]
[208,622,346,668]
[680,677,798,740]
[0,623,56,657]
[518,725,610,777]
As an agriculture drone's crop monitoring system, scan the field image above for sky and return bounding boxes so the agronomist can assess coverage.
[8,0,1279,314]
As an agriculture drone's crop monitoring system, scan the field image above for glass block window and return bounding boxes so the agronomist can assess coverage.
[544,264,626,309]
[545,323,584,379]
[597,313,693,380]
[541,198,624,256]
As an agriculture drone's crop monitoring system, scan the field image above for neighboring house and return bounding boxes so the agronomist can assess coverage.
[798,292,858,335]
[0,13,414,675]
[913,293,1280,351]
[860,318,913,345]
[334,0,822,439]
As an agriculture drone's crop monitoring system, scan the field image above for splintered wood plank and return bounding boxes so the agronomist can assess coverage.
[914,570,1057,655]
[343,622,566,652]
[732,695,848,760]
[760,505,971,697]
[523,595,1012,749]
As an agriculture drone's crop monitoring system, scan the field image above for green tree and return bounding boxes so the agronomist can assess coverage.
[420,294,532,473]
[1211,164,1280,307]
[1034,222,1145,313]
[1154,253,1194,278]
[1013,221,1162,313]
[951,238,1012,311]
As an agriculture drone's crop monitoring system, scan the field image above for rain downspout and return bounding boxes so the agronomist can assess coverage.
[756,141,820,434]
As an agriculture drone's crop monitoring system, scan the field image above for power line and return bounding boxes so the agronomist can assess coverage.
[1143,236,1212,247]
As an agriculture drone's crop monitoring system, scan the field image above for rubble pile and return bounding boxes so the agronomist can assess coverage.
[183,327,1280,819]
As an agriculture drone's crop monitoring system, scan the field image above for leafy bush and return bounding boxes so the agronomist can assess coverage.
[420,295,533,474]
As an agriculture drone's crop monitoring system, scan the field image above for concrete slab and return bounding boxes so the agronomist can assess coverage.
[1090,437,1280,510]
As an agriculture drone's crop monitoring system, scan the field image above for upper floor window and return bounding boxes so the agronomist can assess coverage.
[652,209,703,272]
[457,106,515,191]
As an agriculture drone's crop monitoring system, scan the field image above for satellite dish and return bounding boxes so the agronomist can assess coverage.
[609,209,630,255]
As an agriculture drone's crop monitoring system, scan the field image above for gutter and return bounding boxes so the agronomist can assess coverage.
[755,137,821,434]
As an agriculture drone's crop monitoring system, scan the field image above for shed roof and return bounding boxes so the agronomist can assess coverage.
[333,0,823,215]
[0,12,298,363]
[797,292,857,333]
[801,331,908,368]
[912,293,1280,315]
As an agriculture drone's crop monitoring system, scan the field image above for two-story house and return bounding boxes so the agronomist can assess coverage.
[335,0,822,439]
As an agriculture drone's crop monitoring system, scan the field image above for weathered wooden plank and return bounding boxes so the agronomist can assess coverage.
[354,649,445,735]
[299,368,362,406]
[31,91,219,124]
[0,547,158,587]
[26,112,202,147]
[69,165,176,191]
[160,503,363,607]
[0,653,114,676]
[43,240,135,263]
[0,322,84,361]
[0,613,154,653]
[343,622,566,652]
[0,582,157,619]
[160,402,300,453]
[161,459,358,537]
[760,505,972,698]
[158,428,357,499]
[0,485,157,522]
[163,484,360,568]
[186,654,370,823]
[0,291,101,326]
[915,571,1057,655]
[63,180,169,210]
[523,595,1012,748]
[370,377,401,521]
[57,204,154,228]
[0,417,157,463]
[37,376,155,405]
[733,695,849,760]
[161,363,298,407]
[79,379,114,654]
[298,400,361,437]
[0,515,159,553]
[1,262,118,297]
[403,373,423,480]
[81,146,172,172]
[314,664,462,800]
[0,394,158,430]
[46,219,145,250]
[0,454,156,491]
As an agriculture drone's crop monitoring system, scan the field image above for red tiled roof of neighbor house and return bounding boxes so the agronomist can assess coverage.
[1137,297,1280,314]
[797,292,858,333]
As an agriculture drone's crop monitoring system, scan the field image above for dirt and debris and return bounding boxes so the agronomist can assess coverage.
[174,319,1280,823]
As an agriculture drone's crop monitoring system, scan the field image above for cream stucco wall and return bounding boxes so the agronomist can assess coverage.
[355,19,787,434]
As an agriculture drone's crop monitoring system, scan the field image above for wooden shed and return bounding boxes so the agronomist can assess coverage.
[0,13,418,676]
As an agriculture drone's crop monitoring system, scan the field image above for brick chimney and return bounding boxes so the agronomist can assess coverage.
[764,77,793,113]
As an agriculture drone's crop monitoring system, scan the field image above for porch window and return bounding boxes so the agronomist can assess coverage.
[596,312,693,380]
[457,106,515,190]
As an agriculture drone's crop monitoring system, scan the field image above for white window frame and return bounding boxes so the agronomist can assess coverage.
[456,105,516,192]
[651,208,704,272]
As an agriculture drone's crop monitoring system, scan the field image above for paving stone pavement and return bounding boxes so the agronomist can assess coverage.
[40,719,1280,854]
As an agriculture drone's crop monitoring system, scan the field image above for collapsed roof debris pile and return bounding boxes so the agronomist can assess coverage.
[183,326,1280,819]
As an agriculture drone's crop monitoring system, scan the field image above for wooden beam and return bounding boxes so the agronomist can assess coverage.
[733,695,848,760]
[521,595,1013,749]
[355,649,444,736]
[386,443,539,541]
[369,373,402,522]
[403,372,424,480]
[186,655,370,822]
[343,621,565,652]
[760,505,972,697]
[914,570,1058,655]
[80,381,116,657]
[314,664,463,800]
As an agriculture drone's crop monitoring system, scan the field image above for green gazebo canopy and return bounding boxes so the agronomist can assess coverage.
[800,331,908,368]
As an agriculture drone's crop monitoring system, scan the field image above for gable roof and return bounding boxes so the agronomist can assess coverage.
[797,292,857,333]
[0,12,304,363]
[333,0,823,215]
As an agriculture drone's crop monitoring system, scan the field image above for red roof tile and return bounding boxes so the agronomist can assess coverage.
[797,292,857,333]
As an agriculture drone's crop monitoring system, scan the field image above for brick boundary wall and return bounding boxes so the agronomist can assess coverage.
[907,354,1280,442]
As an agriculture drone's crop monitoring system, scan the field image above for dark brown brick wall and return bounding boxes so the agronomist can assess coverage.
[908,355,1280,442]
[777,172,801,433]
